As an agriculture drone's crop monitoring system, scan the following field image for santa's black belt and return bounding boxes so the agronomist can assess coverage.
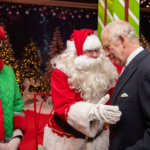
[53,113,103,142]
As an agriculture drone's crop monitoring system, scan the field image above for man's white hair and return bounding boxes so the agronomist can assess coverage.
[51,48,118,103]
[101,20,138,44]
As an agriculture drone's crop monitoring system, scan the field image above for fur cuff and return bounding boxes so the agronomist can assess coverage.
[74,55,90,70]
[13,115,27,135]
[67,102,103,137]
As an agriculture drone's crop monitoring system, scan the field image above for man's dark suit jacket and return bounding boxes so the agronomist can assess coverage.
[109,49,150,150]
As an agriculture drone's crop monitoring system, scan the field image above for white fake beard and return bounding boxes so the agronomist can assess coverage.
[68,55,118,104]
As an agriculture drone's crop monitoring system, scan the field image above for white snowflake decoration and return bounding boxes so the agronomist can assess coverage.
[86,14,90,18]
[78,15,81,18]
[16,11,19,15]
[52,12,56,16]
[25,10,29,15]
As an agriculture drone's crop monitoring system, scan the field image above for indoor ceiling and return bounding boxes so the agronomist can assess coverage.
[0,0,149,11]
[55,0,98,4]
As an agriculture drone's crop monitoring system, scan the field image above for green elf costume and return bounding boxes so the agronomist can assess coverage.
[0,26,27,150]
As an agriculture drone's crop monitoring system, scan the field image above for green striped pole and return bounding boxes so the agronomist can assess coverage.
[98,0,105,44]
[98,0,140,41]
[129,0,140,36]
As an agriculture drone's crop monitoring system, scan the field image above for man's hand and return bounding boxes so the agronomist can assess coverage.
[89,94,122,124]
[0,137,21,150]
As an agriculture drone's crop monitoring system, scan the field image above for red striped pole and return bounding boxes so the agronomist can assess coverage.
[125,0,129,22]
[104,0,107,26]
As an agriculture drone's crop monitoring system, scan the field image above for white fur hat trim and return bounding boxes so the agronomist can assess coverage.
[83,34,101,51]
[66,35,101,52]
[74,55,90,70]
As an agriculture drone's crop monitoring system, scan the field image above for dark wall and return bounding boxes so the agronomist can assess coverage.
[0,2,98,72]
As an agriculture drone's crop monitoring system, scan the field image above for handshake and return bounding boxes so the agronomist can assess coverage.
[89,94,122,124]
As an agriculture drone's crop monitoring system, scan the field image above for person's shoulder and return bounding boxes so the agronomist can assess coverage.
[2,65,14,74]
[1,65,16,78]
[52,68,68,79]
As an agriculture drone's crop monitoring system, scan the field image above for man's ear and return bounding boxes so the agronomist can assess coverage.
[119,35,125,46]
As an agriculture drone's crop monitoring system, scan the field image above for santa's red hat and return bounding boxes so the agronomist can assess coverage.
[67,29,101,70]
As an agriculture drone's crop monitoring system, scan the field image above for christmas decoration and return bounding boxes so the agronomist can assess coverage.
[44,27,64,88]
[140,34,150,51]
[98,0,140,42]
[0,23,20,85]
[19,38,46,94]
[23,77,52,108]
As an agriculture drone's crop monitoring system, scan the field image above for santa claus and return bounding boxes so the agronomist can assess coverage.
[43,29,121,150]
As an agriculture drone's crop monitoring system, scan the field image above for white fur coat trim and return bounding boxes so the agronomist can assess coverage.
[43,125,109,150]
[67,102,104,137]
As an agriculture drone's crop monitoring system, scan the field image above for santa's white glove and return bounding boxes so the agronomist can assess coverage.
[88,94,122,124]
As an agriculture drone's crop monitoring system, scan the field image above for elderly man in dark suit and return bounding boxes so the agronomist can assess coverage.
[101,20,150,150]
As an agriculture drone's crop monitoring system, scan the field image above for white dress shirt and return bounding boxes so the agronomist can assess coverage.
[120,46,144,75]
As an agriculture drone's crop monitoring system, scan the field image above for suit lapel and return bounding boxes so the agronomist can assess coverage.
[110,66,138,105]
[110,49,150,105]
